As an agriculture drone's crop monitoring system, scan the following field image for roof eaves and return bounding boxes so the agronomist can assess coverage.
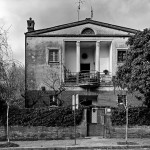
[25,19,88,36]
[25,19,139,36]
[26,34,134,38]
[88,19,139,34]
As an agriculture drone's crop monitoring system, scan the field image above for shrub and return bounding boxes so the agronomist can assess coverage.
[111,107,150,126]
[0,105,84,127]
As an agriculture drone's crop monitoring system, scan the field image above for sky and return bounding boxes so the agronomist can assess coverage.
[1,0,150,64]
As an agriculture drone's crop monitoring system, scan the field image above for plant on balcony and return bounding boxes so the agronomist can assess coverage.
[101,70,112,85]
[103,69,109,75]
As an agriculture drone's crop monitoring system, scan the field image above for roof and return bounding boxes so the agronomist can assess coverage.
[25,18,139,36]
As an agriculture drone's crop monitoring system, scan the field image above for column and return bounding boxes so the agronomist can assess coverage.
[76,41,80,72]
[109,41,113,75]
[95,41,100,72]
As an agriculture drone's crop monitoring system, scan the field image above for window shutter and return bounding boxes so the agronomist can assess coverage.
[55,51,58,62]
[48,49,59,63]
[49,51,53,62]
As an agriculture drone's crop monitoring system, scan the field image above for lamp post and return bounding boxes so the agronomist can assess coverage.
[125,96,128,144]
[72,94,79,145]
[118,94,128,144]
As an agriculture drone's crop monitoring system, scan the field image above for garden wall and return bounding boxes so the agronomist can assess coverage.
[0,111,87,141]
[109,126,150,138]
[1,125,150,140]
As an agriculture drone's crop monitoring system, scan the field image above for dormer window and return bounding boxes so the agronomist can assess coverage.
[81,28,95,35]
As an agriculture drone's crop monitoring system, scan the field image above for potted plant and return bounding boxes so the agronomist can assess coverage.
[102,69,111,84]
[103,69,109,75]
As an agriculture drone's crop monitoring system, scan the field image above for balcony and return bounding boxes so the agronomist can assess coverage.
[64,71,113,88]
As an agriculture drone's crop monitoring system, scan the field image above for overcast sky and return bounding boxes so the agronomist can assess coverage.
[1,0,150,64]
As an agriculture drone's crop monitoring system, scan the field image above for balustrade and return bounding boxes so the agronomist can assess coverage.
[64,71,113,87]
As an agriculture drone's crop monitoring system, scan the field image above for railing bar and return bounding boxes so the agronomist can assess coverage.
[64,71,113,86]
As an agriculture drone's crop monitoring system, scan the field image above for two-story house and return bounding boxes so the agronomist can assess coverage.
[25,18,139,136]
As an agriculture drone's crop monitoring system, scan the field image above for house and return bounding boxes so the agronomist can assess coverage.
[25,18,140,136]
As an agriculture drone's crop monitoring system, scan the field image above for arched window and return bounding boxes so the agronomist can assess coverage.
[81,28,95,35]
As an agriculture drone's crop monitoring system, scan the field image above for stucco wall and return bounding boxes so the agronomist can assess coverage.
[111,38,128,75]
[26,37,64,90]
[60,87,142,108]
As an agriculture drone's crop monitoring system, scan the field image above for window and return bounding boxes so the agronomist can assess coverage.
[49,95,58,106]
[117,95,126,106]
[117,49,127,63]
[81,28,95,35]
[48,49,59,63]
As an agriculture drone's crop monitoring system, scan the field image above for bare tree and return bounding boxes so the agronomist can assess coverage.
[42,69,65,107]
[0,27,24,143]
[0,61,24,142]
[0,26,13,61]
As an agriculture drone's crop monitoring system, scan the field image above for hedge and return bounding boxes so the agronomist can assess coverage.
[1,100,150,127]
[111,107,150,126]
[0,105,84,127]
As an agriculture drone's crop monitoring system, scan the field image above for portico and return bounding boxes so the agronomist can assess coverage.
[64,40,113,86]
[65,40,112,74]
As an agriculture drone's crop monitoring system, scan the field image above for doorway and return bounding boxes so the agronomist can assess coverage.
[80,64,90,73]
[87,108,105,136]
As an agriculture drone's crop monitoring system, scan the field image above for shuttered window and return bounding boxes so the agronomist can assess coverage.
[117,49,127,63]
[48,49,59,63]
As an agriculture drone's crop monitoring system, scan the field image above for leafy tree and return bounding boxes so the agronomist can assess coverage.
[114,28,150,107]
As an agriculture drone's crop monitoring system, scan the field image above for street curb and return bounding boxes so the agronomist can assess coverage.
[1,145,150,150]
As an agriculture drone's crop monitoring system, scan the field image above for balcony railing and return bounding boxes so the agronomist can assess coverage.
[64,70,113,87]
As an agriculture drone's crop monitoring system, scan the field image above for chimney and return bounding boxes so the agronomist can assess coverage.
[27,17,35,32]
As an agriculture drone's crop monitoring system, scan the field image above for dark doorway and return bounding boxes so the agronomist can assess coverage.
[86,108,106,137]
[79,95,107,137]
[80,64,90,73]
[81,99,92,106]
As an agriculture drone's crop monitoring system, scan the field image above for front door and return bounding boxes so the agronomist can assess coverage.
[80,64,90,73]
[87,108,105,137]
[79,95,106,137]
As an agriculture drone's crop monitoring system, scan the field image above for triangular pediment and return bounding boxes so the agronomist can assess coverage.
[25,19,138,36]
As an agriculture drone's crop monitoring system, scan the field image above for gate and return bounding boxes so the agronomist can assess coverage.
[87,108,110,137]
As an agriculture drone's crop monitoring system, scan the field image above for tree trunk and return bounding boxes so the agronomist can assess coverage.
[6,104,9,143]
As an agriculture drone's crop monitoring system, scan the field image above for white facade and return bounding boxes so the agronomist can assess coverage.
[25,18,138,108]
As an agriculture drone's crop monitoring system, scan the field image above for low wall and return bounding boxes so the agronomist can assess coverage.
[109,126,150,138]
[0,111,87,141]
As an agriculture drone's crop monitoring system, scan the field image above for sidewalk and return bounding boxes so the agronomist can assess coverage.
[1,137,150,149]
